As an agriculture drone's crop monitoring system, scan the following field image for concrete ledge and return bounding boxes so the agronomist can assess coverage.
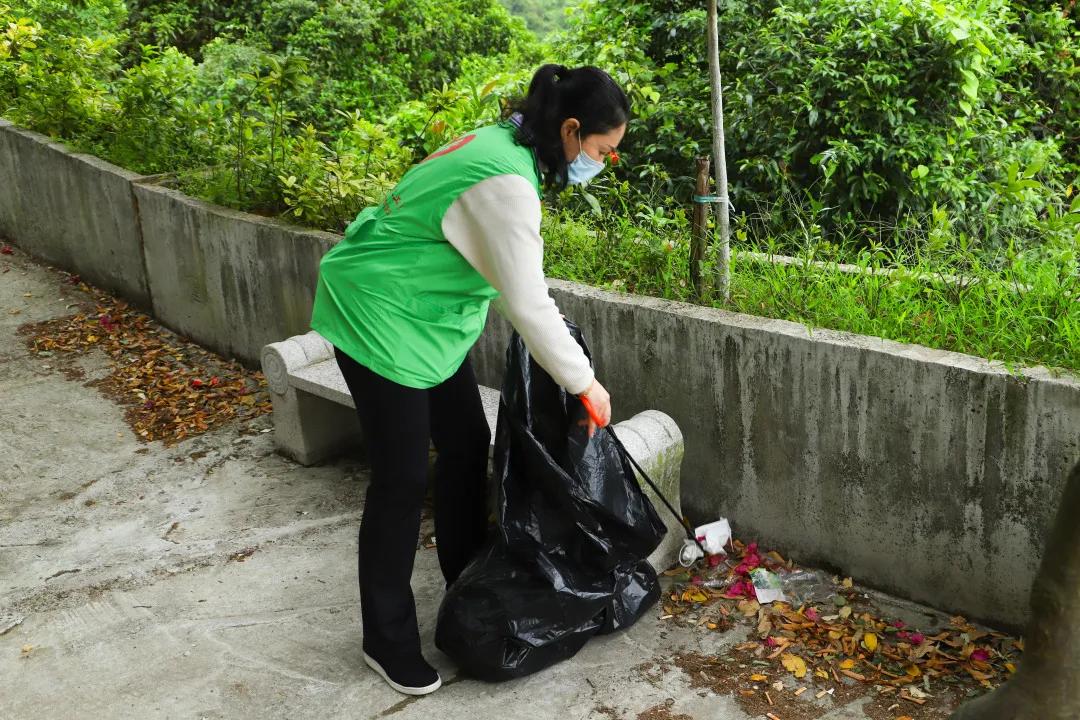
[261,331,502,466]
[0,120,151,307]
[611,410,686,571]
[260,331,355,465]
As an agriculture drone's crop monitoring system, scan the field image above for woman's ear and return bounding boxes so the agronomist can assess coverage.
[560,117,581,142]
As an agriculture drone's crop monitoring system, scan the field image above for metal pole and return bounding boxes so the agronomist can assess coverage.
[707,0,731,301]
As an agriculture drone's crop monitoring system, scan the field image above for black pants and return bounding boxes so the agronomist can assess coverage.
[334,347,490,658]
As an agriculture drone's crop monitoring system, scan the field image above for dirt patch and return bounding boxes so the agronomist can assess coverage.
[635,698,693,720]
[672,651,832,720]
[861,685,967,719]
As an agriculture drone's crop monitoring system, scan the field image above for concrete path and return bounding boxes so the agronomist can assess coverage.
[0,245,921,720]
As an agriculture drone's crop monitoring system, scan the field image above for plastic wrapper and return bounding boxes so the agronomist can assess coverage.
[750,568,787,604]
[435,322,667,681]
[780,568,836,606]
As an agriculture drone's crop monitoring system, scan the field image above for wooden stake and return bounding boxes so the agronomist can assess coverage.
[690,156,711,300]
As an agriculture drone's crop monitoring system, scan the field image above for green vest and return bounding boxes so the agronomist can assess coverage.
[310,123,541,388]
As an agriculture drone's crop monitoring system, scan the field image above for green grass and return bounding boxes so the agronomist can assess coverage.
[542,212,1080,374]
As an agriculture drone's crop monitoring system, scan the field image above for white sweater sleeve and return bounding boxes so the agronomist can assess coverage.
[442,174,595,395]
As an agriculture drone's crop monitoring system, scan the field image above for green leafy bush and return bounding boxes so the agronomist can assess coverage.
[560,0,1075,255]
[124,0,537,129]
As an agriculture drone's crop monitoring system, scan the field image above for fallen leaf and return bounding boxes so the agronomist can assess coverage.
[864,632,879,652]
[839,606,853,619]
[840,659,856,670]
[750,674,768,682]
[842,577,853,588]
[781,652,808,678]
[682,587,708,603]
[738,599,761,617]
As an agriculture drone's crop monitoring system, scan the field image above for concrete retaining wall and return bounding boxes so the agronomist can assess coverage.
[471,282,1080,629]
[132,183,339,366]
[0,120,151,307]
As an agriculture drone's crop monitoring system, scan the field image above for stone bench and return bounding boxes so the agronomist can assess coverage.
[261,330,686,569]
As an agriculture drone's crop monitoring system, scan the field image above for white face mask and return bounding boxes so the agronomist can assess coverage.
[567,132,606,186]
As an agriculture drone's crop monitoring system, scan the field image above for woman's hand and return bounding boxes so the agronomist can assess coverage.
[579,378,612,438]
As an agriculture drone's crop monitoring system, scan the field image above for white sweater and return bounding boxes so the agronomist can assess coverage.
[441,174,595,395]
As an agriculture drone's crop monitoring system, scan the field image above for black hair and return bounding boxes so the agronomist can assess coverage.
[507,64,630,188]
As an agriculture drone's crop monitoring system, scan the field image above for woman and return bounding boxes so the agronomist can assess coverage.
[309,64,628,695]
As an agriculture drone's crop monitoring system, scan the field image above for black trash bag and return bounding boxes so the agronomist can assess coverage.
[435,321,667,681]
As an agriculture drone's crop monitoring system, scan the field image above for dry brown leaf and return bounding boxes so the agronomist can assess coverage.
[737,599,760,617]
[780,653,808,679]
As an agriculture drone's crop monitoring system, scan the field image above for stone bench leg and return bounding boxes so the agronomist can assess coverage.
[261,332,361,466]
[612,410,685,572]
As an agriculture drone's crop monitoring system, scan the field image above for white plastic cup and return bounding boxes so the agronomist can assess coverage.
[695,519,731,555]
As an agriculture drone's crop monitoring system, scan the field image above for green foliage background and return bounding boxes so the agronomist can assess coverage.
[498,0,569,37]
[0,0,1076,370]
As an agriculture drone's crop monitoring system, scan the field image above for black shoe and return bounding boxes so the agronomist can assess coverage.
[363,649,442,696]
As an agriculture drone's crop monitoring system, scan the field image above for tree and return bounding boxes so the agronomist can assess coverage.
[950,462,1080,720]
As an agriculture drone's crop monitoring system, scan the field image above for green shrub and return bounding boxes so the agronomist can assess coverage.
[560,0,1074,256]
[0,12,119,139]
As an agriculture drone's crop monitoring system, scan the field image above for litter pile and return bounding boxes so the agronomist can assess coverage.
[18,270,271,443]
[657,536,1022,718]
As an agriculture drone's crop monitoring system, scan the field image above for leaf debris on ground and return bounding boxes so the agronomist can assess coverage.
[655,539,1020,719]
[18,271,271,444]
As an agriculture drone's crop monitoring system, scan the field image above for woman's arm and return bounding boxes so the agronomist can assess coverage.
[441,174,595,396]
